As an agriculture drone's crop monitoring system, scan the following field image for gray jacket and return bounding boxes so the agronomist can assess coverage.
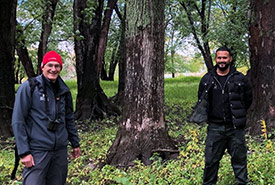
[12,75,79,157]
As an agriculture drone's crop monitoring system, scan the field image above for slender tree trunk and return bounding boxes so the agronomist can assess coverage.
[37,0,58,74]
[111,5,126,105]
[96,0,118,77]
[105,0,178,167]
[0,0,17,138]
[16,46,36,78]
[16,23,36,78]
[107,46,119,81]
[101,60,109,80]
[247,0,275,135]
[171,48,175,78]
[180,1,213,71]
[15,59,21,84]
[74,0,120,120]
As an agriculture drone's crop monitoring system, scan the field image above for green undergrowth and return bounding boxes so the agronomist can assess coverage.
[2,76,274,185]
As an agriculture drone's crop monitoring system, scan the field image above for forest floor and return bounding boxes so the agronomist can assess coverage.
[1,76,274,185]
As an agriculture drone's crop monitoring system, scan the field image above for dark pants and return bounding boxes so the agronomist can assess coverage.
[23,148,68,185]
[203,123,248,185]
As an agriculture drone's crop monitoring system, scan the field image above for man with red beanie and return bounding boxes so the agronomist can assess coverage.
[12,50,80,185]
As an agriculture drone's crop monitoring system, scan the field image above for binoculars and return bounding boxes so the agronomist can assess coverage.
[47,119,61,132]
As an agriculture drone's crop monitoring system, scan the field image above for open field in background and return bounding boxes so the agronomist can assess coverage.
[1,77,274,185]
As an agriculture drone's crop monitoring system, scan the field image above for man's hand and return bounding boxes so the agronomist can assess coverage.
[71,147,81,159]
[21,154,35,168]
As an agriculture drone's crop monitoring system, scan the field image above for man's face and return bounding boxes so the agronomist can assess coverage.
[42,61,61,82]
[215,51,232,71]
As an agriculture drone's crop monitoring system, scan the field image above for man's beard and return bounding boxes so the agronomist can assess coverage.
[217,62,230,71]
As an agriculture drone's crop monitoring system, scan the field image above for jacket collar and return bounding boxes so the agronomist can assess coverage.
[36,74,70,95]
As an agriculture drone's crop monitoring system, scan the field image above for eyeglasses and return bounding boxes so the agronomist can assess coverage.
[45,63,61,69]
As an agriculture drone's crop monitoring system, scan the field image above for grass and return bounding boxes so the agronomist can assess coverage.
[1,76,274,185]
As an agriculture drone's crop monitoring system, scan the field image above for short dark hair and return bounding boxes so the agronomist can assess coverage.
[216,46,232,56]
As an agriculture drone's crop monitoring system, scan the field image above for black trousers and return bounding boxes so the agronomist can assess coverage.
[23,148,68,185]
[203,123,248,185]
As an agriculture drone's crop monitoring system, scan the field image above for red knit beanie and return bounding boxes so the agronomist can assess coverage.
[41,50,63,69]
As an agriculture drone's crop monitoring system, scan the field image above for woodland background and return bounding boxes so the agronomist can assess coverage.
[0,0,274,184]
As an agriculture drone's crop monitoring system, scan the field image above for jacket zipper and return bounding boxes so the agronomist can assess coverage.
[213,74,233,122]
[53,92,58,150]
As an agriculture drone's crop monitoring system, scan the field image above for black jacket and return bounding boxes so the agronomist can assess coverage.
[190,65,252,128]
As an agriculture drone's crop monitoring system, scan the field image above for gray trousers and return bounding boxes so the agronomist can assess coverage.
[203,123,248,185]
[23,148,68,185]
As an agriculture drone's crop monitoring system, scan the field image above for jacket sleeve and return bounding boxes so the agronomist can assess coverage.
[198,74,209,100]
[65,91,80,148]
[12,82,32,157]
[243,77,253,110]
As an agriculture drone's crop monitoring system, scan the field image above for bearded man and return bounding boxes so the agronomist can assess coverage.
[191,46,252,185]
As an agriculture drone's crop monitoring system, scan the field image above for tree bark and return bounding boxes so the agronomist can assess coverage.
[0,0,17,138]
[14,59,21,84]
[247,0,275,135]
[111,5,126,105]
[101,47,118,81]
[107,46,118,81]
[16,23,36,78]
[96,0,118,77]
[101,60,109,80]
[105,0,178,167]
[37,0,58,74]
[74,0,120,120]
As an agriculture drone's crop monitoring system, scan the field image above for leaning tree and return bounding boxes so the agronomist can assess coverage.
[105,0,178,166]
[247,0,275,135]
[179,0,213,71]
[0,0,17,138]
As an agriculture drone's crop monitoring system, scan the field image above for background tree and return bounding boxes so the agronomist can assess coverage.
[96,0,118,78]
[180,0,213,70]
[101,3,123,81]
[16,0,74,79]
[105,0,178,166]
[164,0,185,77]
[73,0,120,120]
[247,0,275,135]
[37,0,58,74]
[209,0,250,67]
[16,22,36,78]
[110,3,126,105]
[175,0,250,71]
[0,0,17,138]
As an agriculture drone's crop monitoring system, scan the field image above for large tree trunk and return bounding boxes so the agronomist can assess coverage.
[37,0,58,74]
[105,0,178,167]
[247,0,275,135]
[74,0,120,120]
[0,0,17,138]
